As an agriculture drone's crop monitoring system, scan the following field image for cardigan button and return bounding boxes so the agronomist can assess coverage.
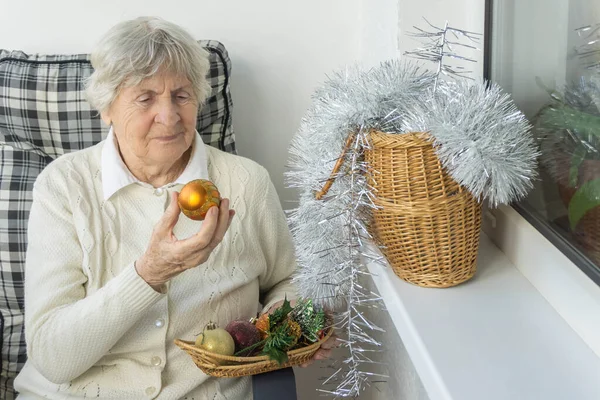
[151,356,162,366]
[154,318,165,328]
[154,188,164,196]
[145,386,156,396]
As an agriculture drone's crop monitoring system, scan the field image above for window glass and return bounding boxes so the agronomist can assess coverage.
[488,0,600,279]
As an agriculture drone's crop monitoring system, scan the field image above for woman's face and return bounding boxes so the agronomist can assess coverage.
[102,72,199,168]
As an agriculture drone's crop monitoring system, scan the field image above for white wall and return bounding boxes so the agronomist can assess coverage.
[0,0,361,205]
[360,0,400,66]
[0,0,484,204]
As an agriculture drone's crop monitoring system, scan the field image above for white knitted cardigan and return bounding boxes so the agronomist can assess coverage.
[14,142,297,400]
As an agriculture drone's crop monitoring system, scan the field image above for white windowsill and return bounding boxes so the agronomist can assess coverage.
[485,205,600,359]
[366,234,600,400]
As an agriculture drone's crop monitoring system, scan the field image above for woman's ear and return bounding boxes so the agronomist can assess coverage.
[100,110,111,127]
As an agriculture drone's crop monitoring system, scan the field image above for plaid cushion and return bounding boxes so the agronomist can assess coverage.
[0,148,49,398]
[0,40,235,399]
[198,40,236,154]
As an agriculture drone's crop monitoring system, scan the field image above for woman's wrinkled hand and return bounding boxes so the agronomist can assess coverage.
[299,334,340,368]
[135,191,235,291]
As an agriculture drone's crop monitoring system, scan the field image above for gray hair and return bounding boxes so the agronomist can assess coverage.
[85,17,211,113]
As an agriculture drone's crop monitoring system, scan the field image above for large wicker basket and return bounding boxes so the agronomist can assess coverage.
[174,328,333,378]
[364,131,482,288]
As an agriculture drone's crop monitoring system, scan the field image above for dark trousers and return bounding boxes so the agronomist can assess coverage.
[252,367,297,399]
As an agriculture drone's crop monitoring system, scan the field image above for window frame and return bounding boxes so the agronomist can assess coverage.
[483,0,600,287]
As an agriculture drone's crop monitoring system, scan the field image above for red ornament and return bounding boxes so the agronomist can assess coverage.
[225,320,261,355]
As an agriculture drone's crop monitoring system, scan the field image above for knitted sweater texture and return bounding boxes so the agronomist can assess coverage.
[14,142,297,399]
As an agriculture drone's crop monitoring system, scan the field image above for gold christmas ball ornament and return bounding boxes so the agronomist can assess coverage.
[178,179,221,221]
[195,322,235,356]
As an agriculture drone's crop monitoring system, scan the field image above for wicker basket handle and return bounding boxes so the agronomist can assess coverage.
[315,132,356,200]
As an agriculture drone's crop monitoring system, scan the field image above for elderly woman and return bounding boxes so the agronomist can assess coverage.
[14,17,335,399]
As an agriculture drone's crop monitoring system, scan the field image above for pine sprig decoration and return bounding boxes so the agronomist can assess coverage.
[236,299,325,363]
[289,298,326,343]
[261,320,297,364]
[269,297,293,330]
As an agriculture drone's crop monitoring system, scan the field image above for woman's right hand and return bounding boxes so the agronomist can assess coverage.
[135,191,235,291]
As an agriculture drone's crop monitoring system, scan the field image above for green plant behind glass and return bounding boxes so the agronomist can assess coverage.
[535,76,600,230]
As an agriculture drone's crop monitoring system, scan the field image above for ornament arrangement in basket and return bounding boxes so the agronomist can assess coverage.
[175,298,333,377]
[285,20,539,397]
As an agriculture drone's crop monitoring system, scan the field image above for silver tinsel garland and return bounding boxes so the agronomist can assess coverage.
[286,62,431,397]
[402,80,538,206]
[286,61,432,308]
[286,23,538,398]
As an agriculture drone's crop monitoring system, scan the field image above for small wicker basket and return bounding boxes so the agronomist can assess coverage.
[364,131,482,288]
[175,328,333,378]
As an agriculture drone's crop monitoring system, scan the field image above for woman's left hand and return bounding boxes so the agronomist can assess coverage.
[265,299,340,367]
[298,334,340,368]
